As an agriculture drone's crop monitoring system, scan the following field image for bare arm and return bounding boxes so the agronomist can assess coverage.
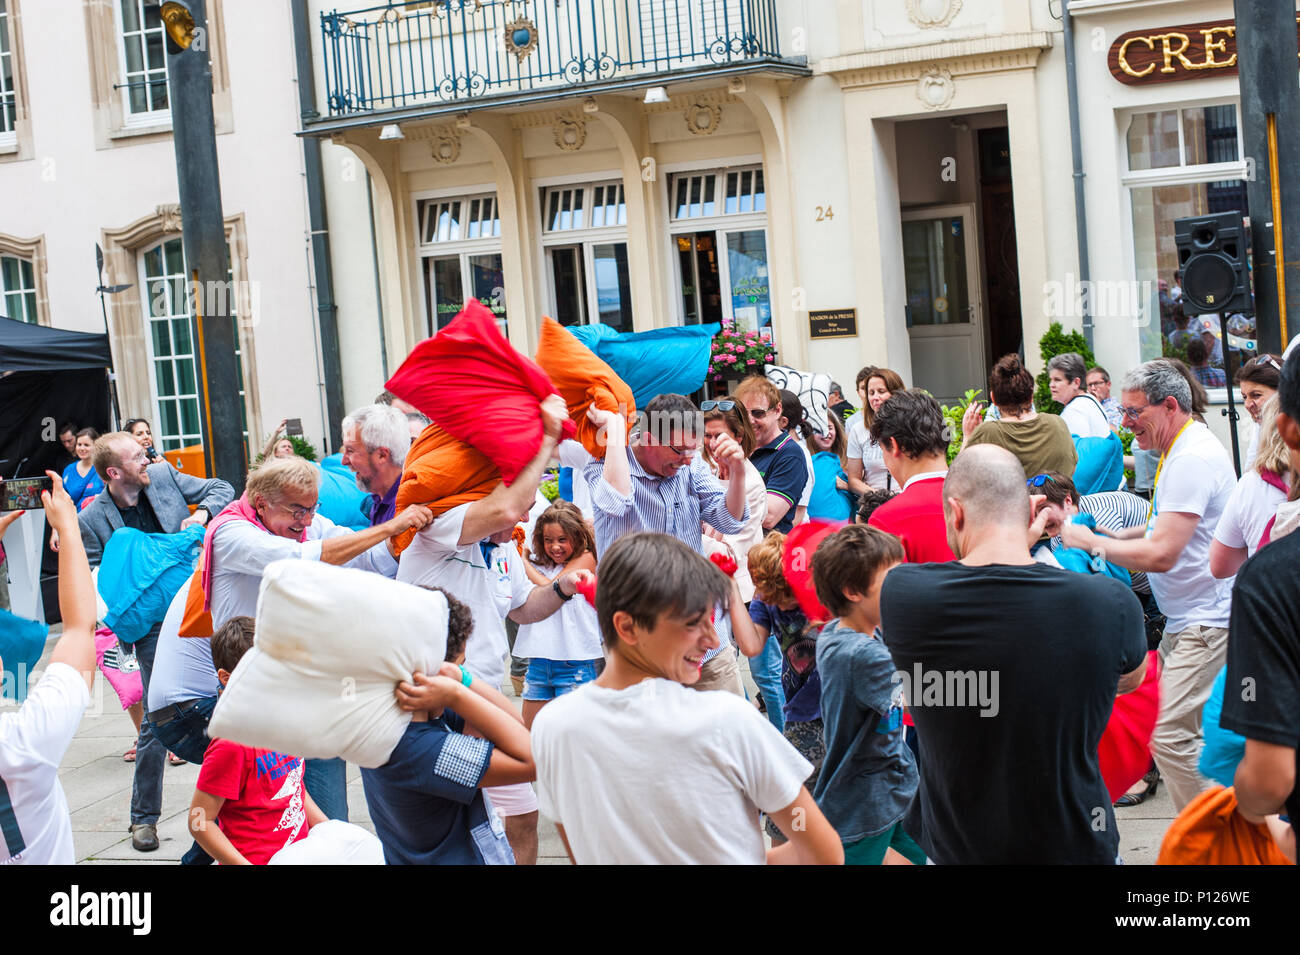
[453,396,568,546]
[730,582,766,658]
[1059,510,1198,574]
[304,791,328,828]
[509,567,596,625]
[762,493,793,530]
[845,459,871,496]
[1209,539,1248,580]
[189,791,250,865]
[37,473,97,692]
[764,787,844,865]
[394,674,535,786]
[1234,739,1297,824]
[317,506,432,564]
[1116,653,1148,696]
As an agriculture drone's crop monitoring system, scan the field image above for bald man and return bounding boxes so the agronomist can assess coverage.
[878,444,1147,864]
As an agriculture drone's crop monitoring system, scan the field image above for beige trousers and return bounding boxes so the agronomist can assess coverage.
[1151,623,1229,812]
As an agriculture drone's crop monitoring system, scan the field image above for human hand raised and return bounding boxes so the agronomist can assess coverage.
[540,394,569,441]
[394,671,461,712]
[40,471,80,535]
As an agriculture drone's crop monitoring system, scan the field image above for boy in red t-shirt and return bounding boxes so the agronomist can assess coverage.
[188,617,326,865]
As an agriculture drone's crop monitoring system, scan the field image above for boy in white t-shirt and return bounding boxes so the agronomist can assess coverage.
[531,532,843,865]
[0,473,97,865]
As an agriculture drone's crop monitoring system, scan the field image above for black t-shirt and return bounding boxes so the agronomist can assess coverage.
[117,492,164,535]
[1220,531,1300,825]
[880,561,1147,864]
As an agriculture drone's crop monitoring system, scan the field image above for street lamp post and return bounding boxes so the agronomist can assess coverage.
[161,0,247,492]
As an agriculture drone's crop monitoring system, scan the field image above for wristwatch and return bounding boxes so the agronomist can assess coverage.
[552,580,573,602]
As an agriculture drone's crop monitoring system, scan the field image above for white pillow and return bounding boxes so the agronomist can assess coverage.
[766,364,832,436]
[268,820,385,865]
[207,559,449,768]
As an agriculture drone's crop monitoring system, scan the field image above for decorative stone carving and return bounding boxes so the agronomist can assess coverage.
[503,15,538,63]
[916,65,955,109]
[906,0,962,29]
[430,129,461,164]
[553,116,586,151]
[684,102,721,136]
[157,204,183,233]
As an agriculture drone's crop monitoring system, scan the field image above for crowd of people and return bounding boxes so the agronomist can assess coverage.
[2,332,1298,867]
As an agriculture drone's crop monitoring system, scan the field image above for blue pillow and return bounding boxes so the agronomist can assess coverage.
[0,608,49,704]
[1200,666,1246,787]
[317,454,371,530]
[1073,432,1124,495]
[568,323,720,407]
[98,525,204,643]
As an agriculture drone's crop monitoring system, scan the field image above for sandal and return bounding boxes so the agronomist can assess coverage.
[167,752,186,766]
[123,744,137,762]
[1114,772,1159,808]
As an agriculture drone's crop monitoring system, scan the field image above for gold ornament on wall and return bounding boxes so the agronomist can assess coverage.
[554,116,586,151]
[684,102,721,136]
[503,16,539,63]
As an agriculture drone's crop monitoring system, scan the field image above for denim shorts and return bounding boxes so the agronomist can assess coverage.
[522,657,601,701]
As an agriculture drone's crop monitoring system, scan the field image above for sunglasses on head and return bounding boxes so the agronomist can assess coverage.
[1027,474,1055,488]
[701,400,736,412]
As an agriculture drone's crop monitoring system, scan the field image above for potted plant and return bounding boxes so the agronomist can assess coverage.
[709,320,777,387]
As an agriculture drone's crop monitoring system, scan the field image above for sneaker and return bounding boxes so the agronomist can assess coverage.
[130,823,159,852]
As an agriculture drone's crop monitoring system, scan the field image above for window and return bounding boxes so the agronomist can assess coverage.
[115,0,169,124]
[0,0,15,145]
[0,253,36,323]
[140,237,249,451]
[416,192,506,334]
[667,165,771,333]
[1124,103,1251,363]
[540,180,632,332]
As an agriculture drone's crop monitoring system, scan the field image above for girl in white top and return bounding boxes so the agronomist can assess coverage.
[1210,395,1291,578]
[517,501,601,729]
[846,367,904,494]
[1048,353,1113,438]
[700,398,767,603]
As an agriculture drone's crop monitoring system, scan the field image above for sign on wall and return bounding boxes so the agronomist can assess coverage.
[1108,16,1300,85]
[809,308,858,339]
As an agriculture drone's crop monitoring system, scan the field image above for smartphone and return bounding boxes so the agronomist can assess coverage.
[1,476,53,512]
[284,418,304,437]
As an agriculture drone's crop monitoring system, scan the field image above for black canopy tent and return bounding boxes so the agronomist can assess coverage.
[0,316,113,623]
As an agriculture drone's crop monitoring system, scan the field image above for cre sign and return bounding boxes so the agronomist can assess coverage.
[1108,16,1300,85]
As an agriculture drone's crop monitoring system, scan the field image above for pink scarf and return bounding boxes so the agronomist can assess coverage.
[198,493,306,612]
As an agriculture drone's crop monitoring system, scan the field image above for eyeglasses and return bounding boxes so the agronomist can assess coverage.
[701,400,735,412]
[1119,403,1151,421]
[275,500,320,522]
[664,443,699,458]
[747,407,771,419]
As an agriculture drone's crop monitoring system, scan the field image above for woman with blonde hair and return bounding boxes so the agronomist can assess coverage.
[845,367,904,495]
[1209,395,1291,578]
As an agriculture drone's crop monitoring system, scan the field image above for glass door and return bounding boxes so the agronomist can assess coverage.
[901,205,984,404]
[676,232,722,325]
[423,253,507,335]
[724,229,772,334]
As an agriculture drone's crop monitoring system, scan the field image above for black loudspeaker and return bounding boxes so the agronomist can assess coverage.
[1174,211,1252,316]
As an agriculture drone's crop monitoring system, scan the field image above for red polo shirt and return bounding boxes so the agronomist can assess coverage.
[868,473,954,564]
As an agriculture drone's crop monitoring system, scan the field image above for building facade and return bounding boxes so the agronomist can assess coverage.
[0,0,332,457]
[305,0,1079,409]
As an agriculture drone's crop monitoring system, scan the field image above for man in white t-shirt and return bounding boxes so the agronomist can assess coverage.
[1062,360,1236,811]
[532,532,843,865]
[0,473,96,865]
[396,394,594,865]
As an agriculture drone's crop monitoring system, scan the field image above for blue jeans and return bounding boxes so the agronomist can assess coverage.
[305,758,348,821]
[522,658,601,701]
[152,696,218,866]
[750,634,786,733]
[126,624,166,827]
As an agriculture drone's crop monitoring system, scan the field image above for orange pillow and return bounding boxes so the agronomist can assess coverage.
[392,422,501,557]
[535,316,636,459]
[1156,785,1292,865]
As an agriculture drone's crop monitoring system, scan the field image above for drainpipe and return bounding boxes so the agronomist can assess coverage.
[291,0,345,451]
[1062,0,1094,352]
[367,169,389,379]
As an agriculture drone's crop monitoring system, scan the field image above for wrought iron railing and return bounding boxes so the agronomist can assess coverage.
[320,0,783,115]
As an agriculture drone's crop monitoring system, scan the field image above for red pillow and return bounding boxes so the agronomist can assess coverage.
[535,317,636,459]
[781,520,847,622]
[1099,650,1160,803]
[385,300,575,483]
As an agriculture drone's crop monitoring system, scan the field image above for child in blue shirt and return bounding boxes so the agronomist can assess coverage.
[810,524,925,865]
[804,411,853,521]
[360,587,534,865]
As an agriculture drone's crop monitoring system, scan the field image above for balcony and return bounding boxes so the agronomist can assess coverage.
[314,0,807,127]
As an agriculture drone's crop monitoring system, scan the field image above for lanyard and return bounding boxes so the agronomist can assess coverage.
[1146,417,1194,535]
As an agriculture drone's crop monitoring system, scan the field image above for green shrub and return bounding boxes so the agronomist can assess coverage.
[1034,321,1095,414]
[940,388,983,464]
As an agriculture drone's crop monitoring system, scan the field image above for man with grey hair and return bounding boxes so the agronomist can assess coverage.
[881,444,1146,862]
[1062,359,1236,811]
[341,403,411,527]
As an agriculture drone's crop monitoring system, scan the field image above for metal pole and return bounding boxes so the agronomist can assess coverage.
[1234,0,1300,355]
[1062,0,1094,351]
[164,0,247,491]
